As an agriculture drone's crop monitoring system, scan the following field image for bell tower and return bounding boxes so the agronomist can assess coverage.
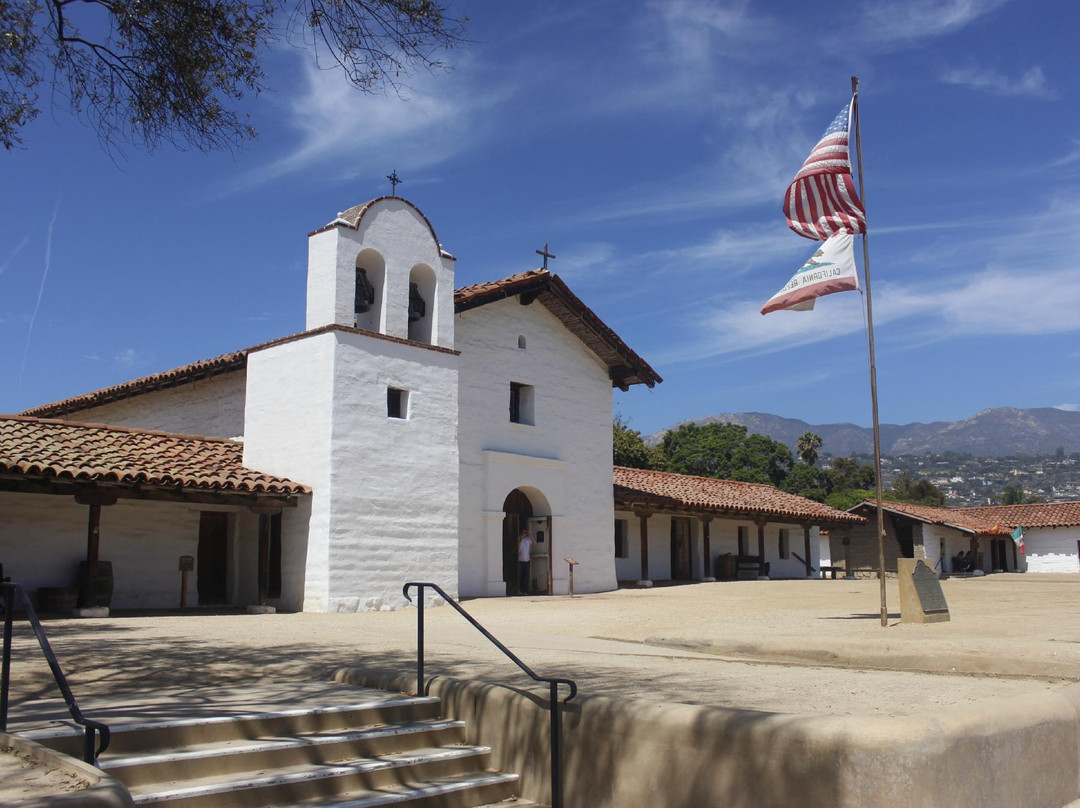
[305,196,455,349]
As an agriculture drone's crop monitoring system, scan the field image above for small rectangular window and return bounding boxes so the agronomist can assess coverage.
[737,525,748,556]
[509,382,535,425]
[778,528,790,559]
[387,387,408,419]
[614,519,629,559]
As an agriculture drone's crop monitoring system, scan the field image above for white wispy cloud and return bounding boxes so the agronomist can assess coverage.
[1053,403,1079,412]
[940,65,1054,98]
[227,52,506,192]
[0,235,30,277]
[19,200,60,386]
[854,0,1011,44]
[114,348,152,367]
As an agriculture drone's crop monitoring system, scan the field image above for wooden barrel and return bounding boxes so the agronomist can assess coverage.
[77,560,114,608]
[37,587,79,612]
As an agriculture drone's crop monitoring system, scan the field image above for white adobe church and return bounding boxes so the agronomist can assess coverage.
[1,197,662,612]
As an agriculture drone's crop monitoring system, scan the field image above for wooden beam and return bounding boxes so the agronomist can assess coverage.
[0,477,299,508]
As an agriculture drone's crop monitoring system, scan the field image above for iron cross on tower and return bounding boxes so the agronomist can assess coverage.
[536,243,556,270]
[386,170,402,197]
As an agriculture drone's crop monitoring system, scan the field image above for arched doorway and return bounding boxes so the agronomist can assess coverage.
[502,489,533,595]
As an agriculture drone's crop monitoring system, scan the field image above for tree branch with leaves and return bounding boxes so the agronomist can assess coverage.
[0,0,468,152]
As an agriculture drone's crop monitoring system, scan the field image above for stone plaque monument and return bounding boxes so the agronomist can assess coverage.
[898,558,950,624]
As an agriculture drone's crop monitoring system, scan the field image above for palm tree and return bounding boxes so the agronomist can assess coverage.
[796,432,823,466]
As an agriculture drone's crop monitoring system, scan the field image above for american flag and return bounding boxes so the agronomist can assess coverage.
[783,101,866,241]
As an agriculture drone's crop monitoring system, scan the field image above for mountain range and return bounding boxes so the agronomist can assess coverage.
[645,407,1080,458]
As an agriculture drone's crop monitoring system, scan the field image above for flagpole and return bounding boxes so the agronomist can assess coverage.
[850,75,888,628]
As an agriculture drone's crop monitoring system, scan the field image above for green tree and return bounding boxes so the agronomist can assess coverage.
[889,470,946,506]
[1,0,468,151]
[993,483,1042,505]
[796,432,823,466]
[660,422,793,486]
[781,462,827,502]
[823,456,875,494]
[825,488,877,511]
[613,414,668,471]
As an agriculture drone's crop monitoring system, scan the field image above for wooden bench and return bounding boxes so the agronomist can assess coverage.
[819,565,842,579]
[734,555,769,579]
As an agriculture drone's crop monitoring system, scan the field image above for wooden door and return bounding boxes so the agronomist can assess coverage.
[198,512,229,605]
[671,517,692,580]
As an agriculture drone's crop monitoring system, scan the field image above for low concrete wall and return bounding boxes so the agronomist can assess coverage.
[335,667,1080,808]
[0,732,133,808]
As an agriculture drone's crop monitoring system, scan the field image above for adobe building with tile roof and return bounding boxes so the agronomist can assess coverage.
[2,197,661,612]
[831,499,1080,576]
[612,467,864,584]
[2,196,869,613]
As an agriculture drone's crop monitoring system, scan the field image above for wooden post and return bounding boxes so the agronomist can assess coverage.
[756,520,767,578]
[700,516,714,581]
[803,525,813,578]
[83,502,101,609]
[257,515,270,606]
[636,511,652,586]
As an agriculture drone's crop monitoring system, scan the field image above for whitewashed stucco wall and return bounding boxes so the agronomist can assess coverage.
[244,332,336,612]
[0,493,256,609]
[456,298,616,598]
[52,371,247,438]
[306,199,455,349]
[326,330,459,611]
[613,511,820,581]
[1024,526,1080,573]
[244,329,459,612]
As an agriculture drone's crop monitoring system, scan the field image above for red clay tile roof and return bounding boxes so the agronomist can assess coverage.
[955,501,1080,529]
[0,416,309,497]
[850,499,1080,533]
[613,466,865,525]
[456,270,662,389]
[851,500,1001,534]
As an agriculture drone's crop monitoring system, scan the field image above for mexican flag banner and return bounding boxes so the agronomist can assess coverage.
[1011,526,1025,555]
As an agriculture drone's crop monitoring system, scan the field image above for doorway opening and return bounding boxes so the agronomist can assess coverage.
[501,488,552,596]
[197,512,229,605]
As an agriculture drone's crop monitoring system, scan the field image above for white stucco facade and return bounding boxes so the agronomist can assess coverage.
[5,196,660,613]
[455,298,617,598]
[1023,527,1080,573]
[613,512,821,581]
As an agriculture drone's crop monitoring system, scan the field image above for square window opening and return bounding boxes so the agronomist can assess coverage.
[387,387,409,419]
[509,382,535,425]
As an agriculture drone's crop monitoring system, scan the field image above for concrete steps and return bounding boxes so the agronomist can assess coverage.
[17,684,521,808]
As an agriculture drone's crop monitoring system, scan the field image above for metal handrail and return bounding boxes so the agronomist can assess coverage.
[1,582,110,764]
[403,582,576,808]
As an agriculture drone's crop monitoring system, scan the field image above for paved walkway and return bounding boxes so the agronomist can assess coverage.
[5,574,1078,720]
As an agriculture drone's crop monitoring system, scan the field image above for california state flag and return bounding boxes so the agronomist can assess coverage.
[761,232,859,314]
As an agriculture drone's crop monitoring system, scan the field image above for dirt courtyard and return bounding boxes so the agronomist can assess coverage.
[6,573,1079,719]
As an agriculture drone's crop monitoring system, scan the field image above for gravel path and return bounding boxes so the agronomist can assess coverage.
[5,574,1077,719]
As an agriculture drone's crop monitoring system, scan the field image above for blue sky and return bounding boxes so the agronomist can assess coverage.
[2,0,1079,437]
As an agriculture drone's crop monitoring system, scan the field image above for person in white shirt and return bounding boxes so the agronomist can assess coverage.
[517,530,533,595]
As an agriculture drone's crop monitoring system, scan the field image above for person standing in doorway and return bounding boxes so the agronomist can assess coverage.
[518,529,533,596]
